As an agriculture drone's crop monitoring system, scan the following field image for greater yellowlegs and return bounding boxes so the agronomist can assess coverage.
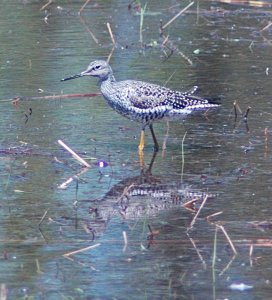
[61,60,219,152]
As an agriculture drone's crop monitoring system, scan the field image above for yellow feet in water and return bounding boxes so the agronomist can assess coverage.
[138,126,159,167]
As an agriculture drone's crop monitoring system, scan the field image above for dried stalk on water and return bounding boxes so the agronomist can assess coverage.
[58,140,91,168]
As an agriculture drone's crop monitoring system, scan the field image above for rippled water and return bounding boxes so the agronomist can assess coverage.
[1,0,272,299]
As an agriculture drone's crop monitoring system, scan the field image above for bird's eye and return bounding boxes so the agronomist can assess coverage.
[91,65,101,72]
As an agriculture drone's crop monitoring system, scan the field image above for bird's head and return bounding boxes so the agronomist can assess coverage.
[61,60,113,82]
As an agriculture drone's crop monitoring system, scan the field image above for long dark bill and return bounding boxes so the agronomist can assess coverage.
[61,74,82,81]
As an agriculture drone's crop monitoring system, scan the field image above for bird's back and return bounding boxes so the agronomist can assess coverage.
[100,79,219,124]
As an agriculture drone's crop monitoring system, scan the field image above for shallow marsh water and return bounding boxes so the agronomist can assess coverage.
[1,0,272,299]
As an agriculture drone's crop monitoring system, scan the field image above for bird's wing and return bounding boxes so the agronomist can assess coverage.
[128,81,171,109]
[119,80,211,110]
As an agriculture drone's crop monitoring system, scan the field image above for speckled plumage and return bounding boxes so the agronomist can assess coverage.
[62,60,219,151]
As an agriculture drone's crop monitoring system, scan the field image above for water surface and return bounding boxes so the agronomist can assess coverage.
[1,0,272,299]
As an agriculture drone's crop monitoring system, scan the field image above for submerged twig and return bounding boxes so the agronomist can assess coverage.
[63,243,101,257]
[116,183,135,204]
[106,22,116,46]
[233,101,238,121]
[139,2,147,44]
[244,106,251,120]
[180,131,187,183]
[79,15,99,44]
[161,2,194,30]
[38,208,50,228]
[106,23,116,63]
[79,0,91,15]
[206,211,223,223]
[249,244,254,267]
[217,224,237,256]
[188,194,209,229]
[107,47,115,64]
[58,140,91,168]
[232,101,251,132]
[0,284,7,300]
[187,233,207,269]
[163,71,176,87]
[233,101,242,115]
[35,258,44,274]
[182,198,198,212]
[219,255,236,276]
[212,226,218,279]
[58,161,91,189]
[162,38,193,65]
[243,106,251,133]
[123,231,128,252]
[7,93,100,106]
[146,224,160,248]
[260,21,272,32]
[24,108,32,124]
[40,0,53,11]
[264,127,269,156]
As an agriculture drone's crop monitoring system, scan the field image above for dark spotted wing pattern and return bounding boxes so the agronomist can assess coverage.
[121,81,212,110]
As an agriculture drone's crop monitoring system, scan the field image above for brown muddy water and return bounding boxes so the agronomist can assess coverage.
[1,0,272,299]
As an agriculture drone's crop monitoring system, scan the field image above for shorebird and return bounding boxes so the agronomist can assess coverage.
[61,60,219,153]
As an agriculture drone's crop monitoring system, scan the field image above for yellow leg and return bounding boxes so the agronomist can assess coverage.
[138,129,145,152]
[139,149,145,169]
[138,130,145,168]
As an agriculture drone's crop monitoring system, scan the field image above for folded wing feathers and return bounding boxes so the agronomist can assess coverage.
[131,87,211,110]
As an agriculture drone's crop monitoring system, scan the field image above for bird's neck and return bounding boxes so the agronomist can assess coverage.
[99,73,116,85]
